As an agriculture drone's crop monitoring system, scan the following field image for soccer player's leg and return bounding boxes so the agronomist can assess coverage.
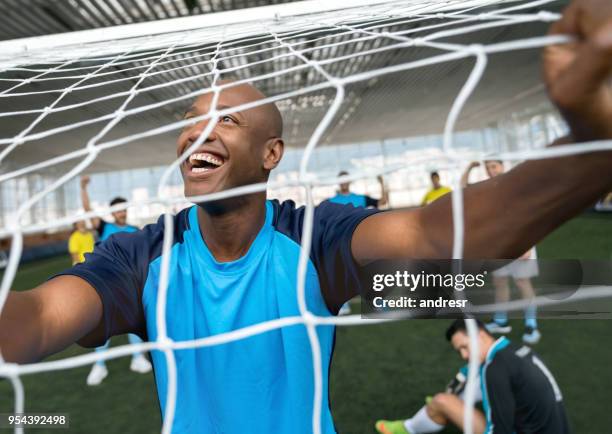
[375,402,444,434]
[127,334,152,373]
[338,301,352,315]
[86,340,110,386]
[513,277,541,344]
[427,393,486,434]
[375,392,485,434]
[486,271,512,333]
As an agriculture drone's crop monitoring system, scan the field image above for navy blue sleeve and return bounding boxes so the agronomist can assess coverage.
[273,200,379,314]
[55,221,164,346]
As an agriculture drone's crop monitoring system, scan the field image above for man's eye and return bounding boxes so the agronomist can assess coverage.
[221,115,236,124]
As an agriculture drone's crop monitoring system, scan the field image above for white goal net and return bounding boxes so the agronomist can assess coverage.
[1,0,611,433]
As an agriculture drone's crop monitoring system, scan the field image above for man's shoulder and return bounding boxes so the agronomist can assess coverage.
[271,198,374,220]
[486,341,526,379]
[102,207,193,253]
[140,206,192,239]
[271,198,378,241]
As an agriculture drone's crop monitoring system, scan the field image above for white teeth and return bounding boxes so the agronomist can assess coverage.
[192,167,210,173]
[189,152,223,167]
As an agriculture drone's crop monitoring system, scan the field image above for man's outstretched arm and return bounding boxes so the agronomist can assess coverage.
[0,276,102,364]
[352,0,612,263]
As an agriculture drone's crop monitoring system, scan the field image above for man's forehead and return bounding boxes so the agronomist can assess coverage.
[186,82,283,136]
[190,84,265,111]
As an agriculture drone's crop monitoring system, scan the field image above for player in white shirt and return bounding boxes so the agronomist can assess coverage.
[462,161,540,344]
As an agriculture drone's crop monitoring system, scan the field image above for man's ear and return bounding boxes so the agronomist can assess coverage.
[263,137,284,170]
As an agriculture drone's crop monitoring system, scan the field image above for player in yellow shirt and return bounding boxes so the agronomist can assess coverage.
[68,220,95,265]
[421,172,451,206]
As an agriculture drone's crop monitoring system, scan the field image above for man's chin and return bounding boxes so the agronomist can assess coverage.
[184,184,217,202]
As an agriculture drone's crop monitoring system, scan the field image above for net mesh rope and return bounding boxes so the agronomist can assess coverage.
[0,1,611,433]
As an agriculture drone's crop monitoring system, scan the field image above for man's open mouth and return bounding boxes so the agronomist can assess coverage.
[188,152,225,173]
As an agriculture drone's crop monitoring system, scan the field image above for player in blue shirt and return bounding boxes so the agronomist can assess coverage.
[327,171,388,209]
[80,176,152,385]
[327,171,388,314]
[2,4,612,431]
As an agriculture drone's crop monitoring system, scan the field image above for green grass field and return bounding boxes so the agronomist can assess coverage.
[1,212,612,433]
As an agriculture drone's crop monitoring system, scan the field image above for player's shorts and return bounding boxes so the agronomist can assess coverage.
[492,259,539,279]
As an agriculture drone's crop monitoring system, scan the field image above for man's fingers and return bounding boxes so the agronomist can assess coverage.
[547,1,578,37]
[544,0,612,140]
[551,25,612,106]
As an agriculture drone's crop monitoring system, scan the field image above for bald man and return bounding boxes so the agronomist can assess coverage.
[2,1,612,432]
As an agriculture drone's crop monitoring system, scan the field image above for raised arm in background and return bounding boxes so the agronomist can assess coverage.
[80,176,101,231]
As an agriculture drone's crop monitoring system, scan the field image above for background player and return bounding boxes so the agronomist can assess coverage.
[1,1,612,431]
[327,171,388,208]
[376,319,569,434]
[80,176,152,385]
[462,161,541,344]
[328,171,388,314]
[421,171,451,206]
[376,365,484,434]
[67,220,94,266]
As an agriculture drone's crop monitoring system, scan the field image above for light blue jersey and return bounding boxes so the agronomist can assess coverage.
[63,200,377,433]
[328,192,379,208]
[97,220,138,241]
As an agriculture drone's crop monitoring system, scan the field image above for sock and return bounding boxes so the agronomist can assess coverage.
[127,333,146,359]
[525,305,537,329]
[94,340,109,367]
[493,311,508,325]
[404,406,444,434]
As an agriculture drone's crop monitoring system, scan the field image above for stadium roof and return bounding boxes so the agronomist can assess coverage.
[0,0,298,41]
[0,0,565,175]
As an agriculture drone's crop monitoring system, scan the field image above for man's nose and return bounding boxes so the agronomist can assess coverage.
[187,120,218,144]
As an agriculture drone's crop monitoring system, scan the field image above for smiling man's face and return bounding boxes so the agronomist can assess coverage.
[176,82,283,200]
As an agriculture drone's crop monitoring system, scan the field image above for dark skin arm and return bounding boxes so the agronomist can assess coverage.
[353,0,612,263]
[0,276,102,363]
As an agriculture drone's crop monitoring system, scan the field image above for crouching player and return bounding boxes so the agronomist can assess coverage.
[375,319,569,434]
[376,365,484,434]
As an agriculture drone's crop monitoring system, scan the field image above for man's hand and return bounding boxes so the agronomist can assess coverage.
[544,0,612,141]
[376,175,389,208]
[460,161,480,188]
